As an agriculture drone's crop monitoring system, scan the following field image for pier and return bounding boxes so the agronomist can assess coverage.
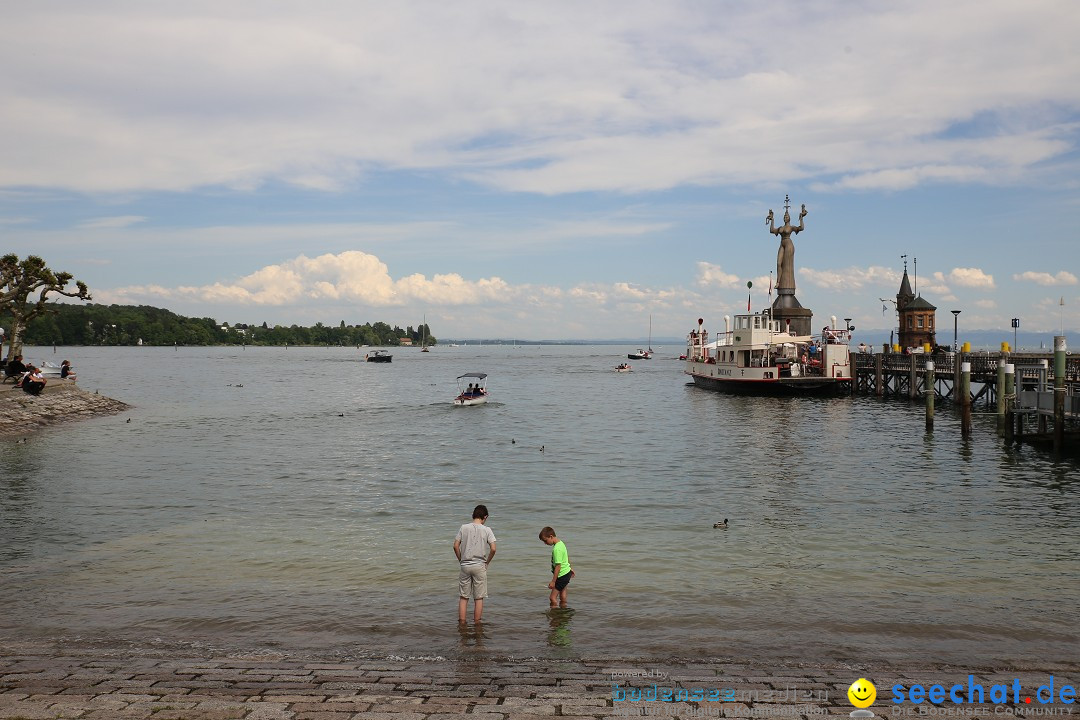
[851,339,1080,454]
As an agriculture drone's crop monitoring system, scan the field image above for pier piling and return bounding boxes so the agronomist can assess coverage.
[1003,363,1015,445]
[1054,336,1066,455]
[961,361,972,438]
[996,358,1006,434]
[925,360,935,431]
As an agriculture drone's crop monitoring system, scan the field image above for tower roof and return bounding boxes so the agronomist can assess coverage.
[903,295,937,311]
[898,270,913,298]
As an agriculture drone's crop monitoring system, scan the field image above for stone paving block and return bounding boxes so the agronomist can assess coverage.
[243,704,294,720]
[0,705,59,720]
[320,682,385,691]
[346,714,427,720]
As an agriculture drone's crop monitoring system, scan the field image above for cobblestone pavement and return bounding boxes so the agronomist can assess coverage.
[1,645,1077,720]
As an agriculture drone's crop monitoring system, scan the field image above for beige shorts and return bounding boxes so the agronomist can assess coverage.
[458,563,488,599]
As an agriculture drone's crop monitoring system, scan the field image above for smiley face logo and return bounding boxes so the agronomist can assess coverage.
[848,678,876,708]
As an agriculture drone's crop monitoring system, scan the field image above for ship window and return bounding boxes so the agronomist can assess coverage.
[753,317,761,329]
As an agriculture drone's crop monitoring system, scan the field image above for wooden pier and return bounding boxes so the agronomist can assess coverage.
[851,344,1080,454]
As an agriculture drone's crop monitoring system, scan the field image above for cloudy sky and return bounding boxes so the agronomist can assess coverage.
[2,1,1079,341]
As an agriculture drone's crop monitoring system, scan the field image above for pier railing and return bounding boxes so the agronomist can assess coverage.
[852,350,1080,404]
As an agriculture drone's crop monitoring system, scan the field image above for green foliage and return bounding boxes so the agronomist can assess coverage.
[1,253,91,355]
[3,302,437,347]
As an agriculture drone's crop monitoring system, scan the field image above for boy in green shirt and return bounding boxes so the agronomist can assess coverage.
[538,526,572,608]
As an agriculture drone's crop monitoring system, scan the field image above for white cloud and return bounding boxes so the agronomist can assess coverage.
[974,299,998,309]
[695,262,741,289]
[77,216,147,229]
[1,3,1078,195]
[947,267,996,289]
[800,265,899,291]
[1013,270,1079,286]
[111,250,513,308]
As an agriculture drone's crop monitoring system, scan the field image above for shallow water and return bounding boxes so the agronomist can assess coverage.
[1,344,1077,663]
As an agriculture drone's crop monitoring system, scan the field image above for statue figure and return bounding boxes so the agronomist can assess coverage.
[766,196,807,291]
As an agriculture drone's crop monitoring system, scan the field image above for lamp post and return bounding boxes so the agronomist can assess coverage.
[951,310,961,352]
[1011,318,1019,351]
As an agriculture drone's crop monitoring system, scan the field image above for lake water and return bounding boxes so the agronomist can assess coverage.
[1,344,1077,664]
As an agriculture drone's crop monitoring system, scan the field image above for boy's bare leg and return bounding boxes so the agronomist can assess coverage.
[548,588,558,607]
[458,597,468,623]
[558,588,569,608]
[473,598,484,622]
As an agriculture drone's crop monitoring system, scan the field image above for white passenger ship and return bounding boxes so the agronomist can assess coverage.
[685,311,852,396]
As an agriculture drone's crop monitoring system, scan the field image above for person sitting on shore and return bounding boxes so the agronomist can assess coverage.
[60,360,76,380]
[4,355,27,383]
[21,365,46,396]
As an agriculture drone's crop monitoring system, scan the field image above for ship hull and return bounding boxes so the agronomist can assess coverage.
[686,370,850,397]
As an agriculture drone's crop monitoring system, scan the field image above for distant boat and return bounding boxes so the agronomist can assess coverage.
[365,350,392,363]
[615,363,632,372]
[628,315,654,359]
[421,314,430,352]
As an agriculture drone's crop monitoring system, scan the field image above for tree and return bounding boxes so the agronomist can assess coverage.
[1,254,91,358]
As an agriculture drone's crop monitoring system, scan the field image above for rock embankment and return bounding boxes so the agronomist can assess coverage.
[0,380,130,435]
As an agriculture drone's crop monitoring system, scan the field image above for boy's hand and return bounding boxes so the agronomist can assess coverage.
[547,580,556,590]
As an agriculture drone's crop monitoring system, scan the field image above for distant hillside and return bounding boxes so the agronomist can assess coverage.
[4,303,435,347]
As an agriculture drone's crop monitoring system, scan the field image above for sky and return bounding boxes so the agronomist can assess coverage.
[2,1,1079,342]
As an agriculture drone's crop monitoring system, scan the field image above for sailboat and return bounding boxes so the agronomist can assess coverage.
[421,315,430,352]
[628,315,654,360]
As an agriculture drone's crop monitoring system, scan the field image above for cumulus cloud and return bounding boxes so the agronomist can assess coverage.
[111,250,511,308]
[695,262,742,289]
[1,3,1077,195]
[1013,270,1079,286]
[800,265,899,291]
[947,267,996,289]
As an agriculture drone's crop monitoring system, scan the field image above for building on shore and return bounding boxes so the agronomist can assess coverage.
[895,261,937,350]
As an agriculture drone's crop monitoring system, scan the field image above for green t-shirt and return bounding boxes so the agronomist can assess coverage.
[550,540,571,577]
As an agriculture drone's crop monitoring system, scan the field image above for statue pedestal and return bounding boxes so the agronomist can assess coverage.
[771,289,813,337]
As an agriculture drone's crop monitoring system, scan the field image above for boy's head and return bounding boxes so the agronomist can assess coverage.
[539,526,557,545]
[472,504,489,520]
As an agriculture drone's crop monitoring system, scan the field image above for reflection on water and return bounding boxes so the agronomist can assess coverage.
[458,621,488,651]
[0,345,1078,664]
[546,608,575,648]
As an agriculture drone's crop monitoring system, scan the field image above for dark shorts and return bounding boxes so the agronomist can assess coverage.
[554,572,572,591]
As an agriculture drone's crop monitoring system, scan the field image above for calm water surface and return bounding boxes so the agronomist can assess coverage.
[1,344,1077,663]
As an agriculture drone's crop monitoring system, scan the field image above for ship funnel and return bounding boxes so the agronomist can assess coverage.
[724,315,730,334]
[830,315,837,329]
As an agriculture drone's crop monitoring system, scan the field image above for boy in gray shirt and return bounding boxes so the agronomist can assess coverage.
[453,504,496,623]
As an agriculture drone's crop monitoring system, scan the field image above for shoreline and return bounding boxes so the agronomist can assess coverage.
[1,639,1077,720]
[0,379,130,435]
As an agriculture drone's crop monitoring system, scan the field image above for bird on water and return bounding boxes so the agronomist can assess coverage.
[713,519,728,528]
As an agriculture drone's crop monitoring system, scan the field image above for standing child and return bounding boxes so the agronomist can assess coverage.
[454,504,496,623]
[539,526,572,607]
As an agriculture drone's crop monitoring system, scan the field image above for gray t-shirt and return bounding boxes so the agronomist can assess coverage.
[456,523,496,566]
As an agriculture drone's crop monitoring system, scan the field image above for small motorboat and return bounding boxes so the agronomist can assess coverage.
[615,363,632,372]
[454,372,489,406]
[36,361,64,378]
[627,348,653,360]
[365,350,393,363]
